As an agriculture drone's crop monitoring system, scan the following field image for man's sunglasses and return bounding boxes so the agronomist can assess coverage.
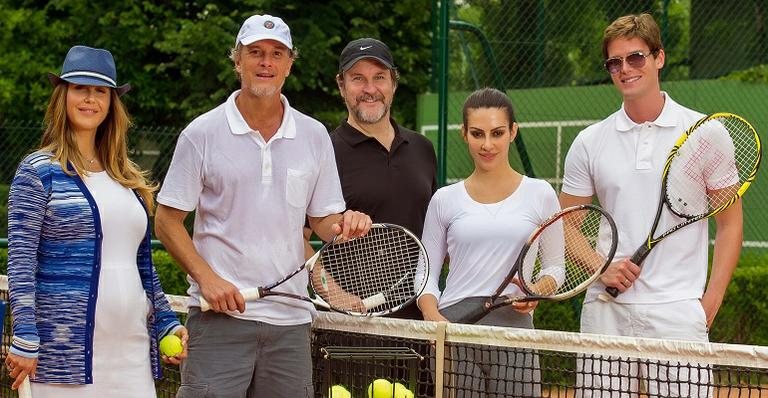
[603,50,657,75]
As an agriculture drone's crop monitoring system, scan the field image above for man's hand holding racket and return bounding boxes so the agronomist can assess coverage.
[197,272,248,313]
[599,258,641,294]
[331,209,373,241]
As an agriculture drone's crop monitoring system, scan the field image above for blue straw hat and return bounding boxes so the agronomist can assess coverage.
[48,45,131,95]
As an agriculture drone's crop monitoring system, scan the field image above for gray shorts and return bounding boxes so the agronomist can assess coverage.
[441,296,535,328]
[176,308,313,398]
[439,297,541,398]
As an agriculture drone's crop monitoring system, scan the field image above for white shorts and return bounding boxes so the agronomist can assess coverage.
[581,298,708,340]
[576,299,711,397]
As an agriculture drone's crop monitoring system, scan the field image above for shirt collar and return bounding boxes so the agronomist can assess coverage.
[336,118,407,147]
[615,92,679,132]
[224,90,296,139]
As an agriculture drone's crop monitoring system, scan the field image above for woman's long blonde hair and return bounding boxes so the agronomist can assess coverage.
[39,84,158,212]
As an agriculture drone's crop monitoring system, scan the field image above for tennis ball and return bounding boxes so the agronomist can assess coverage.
[159,334,183,357]
[393,382,414,398]
[328,384,351,398]
[367,378,394,398]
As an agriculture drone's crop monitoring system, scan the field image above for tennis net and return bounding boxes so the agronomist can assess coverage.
[311,313,768,398]
[0,278,766,398]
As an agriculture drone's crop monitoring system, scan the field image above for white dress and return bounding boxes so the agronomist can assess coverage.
[32,171,156,397]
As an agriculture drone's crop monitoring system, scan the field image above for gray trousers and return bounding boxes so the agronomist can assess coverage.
[440,297,542,398]
[176,308,313,398]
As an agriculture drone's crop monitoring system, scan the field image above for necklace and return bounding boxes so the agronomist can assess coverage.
[87,157,96,165]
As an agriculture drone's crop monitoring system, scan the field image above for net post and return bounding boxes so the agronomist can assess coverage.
[434,321,447,398]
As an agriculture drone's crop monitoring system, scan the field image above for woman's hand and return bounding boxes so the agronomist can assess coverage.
[5,352,37,390]
[161,327,189,366]
[511,300,539,314]
[422,308,449,322]
[417,295,448,322]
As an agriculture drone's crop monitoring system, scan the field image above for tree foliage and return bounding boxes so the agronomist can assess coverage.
[448,0,693,91]
[0,0,433,129]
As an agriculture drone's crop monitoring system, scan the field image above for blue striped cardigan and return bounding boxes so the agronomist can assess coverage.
[7,151,181,384]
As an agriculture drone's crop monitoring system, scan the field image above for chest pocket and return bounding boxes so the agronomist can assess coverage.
[286,168,311,208]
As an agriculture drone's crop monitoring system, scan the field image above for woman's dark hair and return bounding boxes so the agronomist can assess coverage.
[462,87,516,127]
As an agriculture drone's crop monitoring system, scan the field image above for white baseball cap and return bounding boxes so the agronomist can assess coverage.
[236,14,293,49]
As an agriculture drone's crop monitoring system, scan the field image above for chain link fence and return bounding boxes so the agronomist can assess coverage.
[0,121,180,186]
[0,120,181,236]
[420,0,768,344]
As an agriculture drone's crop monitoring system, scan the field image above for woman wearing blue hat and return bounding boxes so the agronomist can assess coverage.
[4,45,187,397]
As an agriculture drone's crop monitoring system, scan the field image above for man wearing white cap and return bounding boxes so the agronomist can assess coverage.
[155,14,371,396]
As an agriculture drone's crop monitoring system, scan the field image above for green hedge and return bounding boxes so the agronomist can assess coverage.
[152,250,189,295]
[710,265,768,344]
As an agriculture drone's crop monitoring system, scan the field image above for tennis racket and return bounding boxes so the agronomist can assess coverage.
[601,112,762,300]
[455,204,618,324]
[199,223,429,316]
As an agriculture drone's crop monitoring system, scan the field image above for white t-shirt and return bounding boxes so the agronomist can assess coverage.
[561,93,708,304]
[419,176,560,309]
[157,91,345,325]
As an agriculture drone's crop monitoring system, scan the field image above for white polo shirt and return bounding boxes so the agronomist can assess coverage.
[562,94,708,304]
[158,91,345,325]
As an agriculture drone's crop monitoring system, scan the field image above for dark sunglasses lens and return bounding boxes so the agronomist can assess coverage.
[626,53,647,68]
[605,58,622,74]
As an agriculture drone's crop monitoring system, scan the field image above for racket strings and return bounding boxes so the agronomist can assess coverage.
[666,116,760,218]
[520,207,613,299]
[311,226,424,314]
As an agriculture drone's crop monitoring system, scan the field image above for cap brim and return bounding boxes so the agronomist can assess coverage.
[340,55,395,72]
[47,72,131,96]
[239,34,292,49]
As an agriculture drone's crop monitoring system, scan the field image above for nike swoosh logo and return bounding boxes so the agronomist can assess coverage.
[360,45,373,50]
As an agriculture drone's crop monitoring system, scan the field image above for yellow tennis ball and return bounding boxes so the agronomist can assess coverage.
[393,382,414,398]
[367,378,394,398]
[159,334,183,357]
[329,384,351,398]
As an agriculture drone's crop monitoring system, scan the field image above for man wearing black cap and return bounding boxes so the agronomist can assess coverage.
[325,37,438,319]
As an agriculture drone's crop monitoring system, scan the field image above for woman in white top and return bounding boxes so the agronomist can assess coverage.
[6,45,187,398]
[418,88,559,397]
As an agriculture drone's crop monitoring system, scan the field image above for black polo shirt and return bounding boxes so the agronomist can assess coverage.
[331,119,437,320]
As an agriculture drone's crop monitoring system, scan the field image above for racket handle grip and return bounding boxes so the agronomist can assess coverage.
[630,245,651,266]
[199,288,262,312]
[361,293,386,310]
[597,287,620,302]
[18,376,31,398]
